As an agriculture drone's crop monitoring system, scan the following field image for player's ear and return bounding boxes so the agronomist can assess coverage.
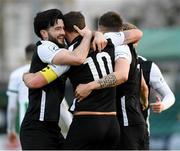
[40,30,48,40]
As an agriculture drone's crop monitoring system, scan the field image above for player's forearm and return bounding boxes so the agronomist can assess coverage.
[88,68,129,90]
[72,32,92,64]
[23,72,49,89]
[123,29,143,44]
[98,73,117,88]
[140,85,149,109]
[162,93,175,110]
[7,99,17,134]
[82,73,117,91]
[157,85,175,111]
[140,74,149,109]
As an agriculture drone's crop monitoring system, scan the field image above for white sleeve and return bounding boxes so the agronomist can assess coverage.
[6,71,19,96]
[37,41,63,64]
[6,72,18,134]
[7,94,18,134]
[104,32,125,47]
[115,45,132,64]
[149,63,166,89]
[155,84,175,111]
[60,98,72,127]
[49,64,70,77]
[150,63,175,110]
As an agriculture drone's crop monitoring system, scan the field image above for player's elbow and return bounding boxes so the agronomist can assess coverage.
[74,57,85,65]
[117,74,128,85]
[122,74,128,83]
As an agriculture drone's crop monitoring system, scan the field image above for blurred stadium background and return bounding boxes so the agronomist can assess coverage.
[0,0,180,149]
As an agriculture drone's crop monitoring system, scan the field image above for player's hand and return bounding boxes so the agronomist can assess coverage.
[8,132,17,144]
[23,72,32,86]
[73,25,92,38]
[150,95,164,113]
[75,83,92,101]
[140,97,148,111]
[6,132,20,149]
[141,98,149,111]
[92,31,107,52]
[23,72,32,83]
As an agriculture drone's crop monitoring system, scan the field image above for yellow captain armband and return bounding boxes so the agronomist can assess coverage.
[40,65,58,83]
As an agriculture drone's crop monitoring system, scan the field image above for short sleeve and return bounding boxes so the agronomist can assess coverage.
[49,64,70,77]
[115,45,132,64]
[104,32,125,47]
[37,41,63,64]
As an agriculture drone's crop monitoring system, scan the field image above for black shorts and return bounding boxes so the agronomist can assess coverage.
[20,120,65,150]
[63,115,120,150]
[119,124,149,150]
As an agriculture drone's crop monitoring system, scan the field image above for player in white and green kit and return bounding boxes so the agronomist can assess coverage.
[6,44,36,147]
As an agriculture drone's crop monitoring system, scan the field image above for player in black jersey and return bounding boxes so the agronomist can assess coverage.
[61,11,131,149]
[138,56,175,149]
[117,22,148,150]
[23,11,136,149]
[123,22,175,149]
[75,12,149,150]
[20,9,92,150]
[61,11,144,149]
[22,11,143,149]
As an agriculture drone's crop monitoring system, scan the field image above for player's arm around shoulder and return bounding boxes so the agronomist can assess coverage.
[123,29,143,44]
[113,44,131,85]
[23,63,69,89]
[23,72,48,89]
[53,26,92,66]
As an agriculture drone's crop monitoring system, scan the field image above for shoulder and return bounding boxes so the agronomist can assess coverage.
[138,55,147,61]
[37,41,64,63]
[115,44,132,63]
[104,32,124,39]
[115,44,131,54]
[38,41,59,53]
[151,62,161,73]
[104,32,125,46]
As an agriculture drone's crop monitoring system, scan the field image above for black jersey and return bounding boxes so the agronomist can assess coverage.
[23,41,66,122]
[138,56,152,90]
[116,44,145,126]
[138,56,153,121]
[67,36,116,112]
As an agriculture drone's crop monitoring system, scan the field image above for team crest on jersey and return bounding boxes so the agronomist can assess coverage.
[48,45,59,52]
[115,32,121,36]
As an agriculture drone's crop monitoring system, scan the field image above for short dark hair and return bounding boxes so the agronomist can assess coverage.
[98,11,123,32]
[34,9,64,39]
[25,43,36,60]
[64,11,85,33]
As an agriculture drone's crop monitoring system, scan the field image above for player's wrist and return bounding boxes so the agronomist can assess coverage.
[88,81,97,91]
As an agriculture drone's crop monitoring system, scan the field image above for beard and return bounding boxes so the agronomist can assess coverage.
[48,33,65,48]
